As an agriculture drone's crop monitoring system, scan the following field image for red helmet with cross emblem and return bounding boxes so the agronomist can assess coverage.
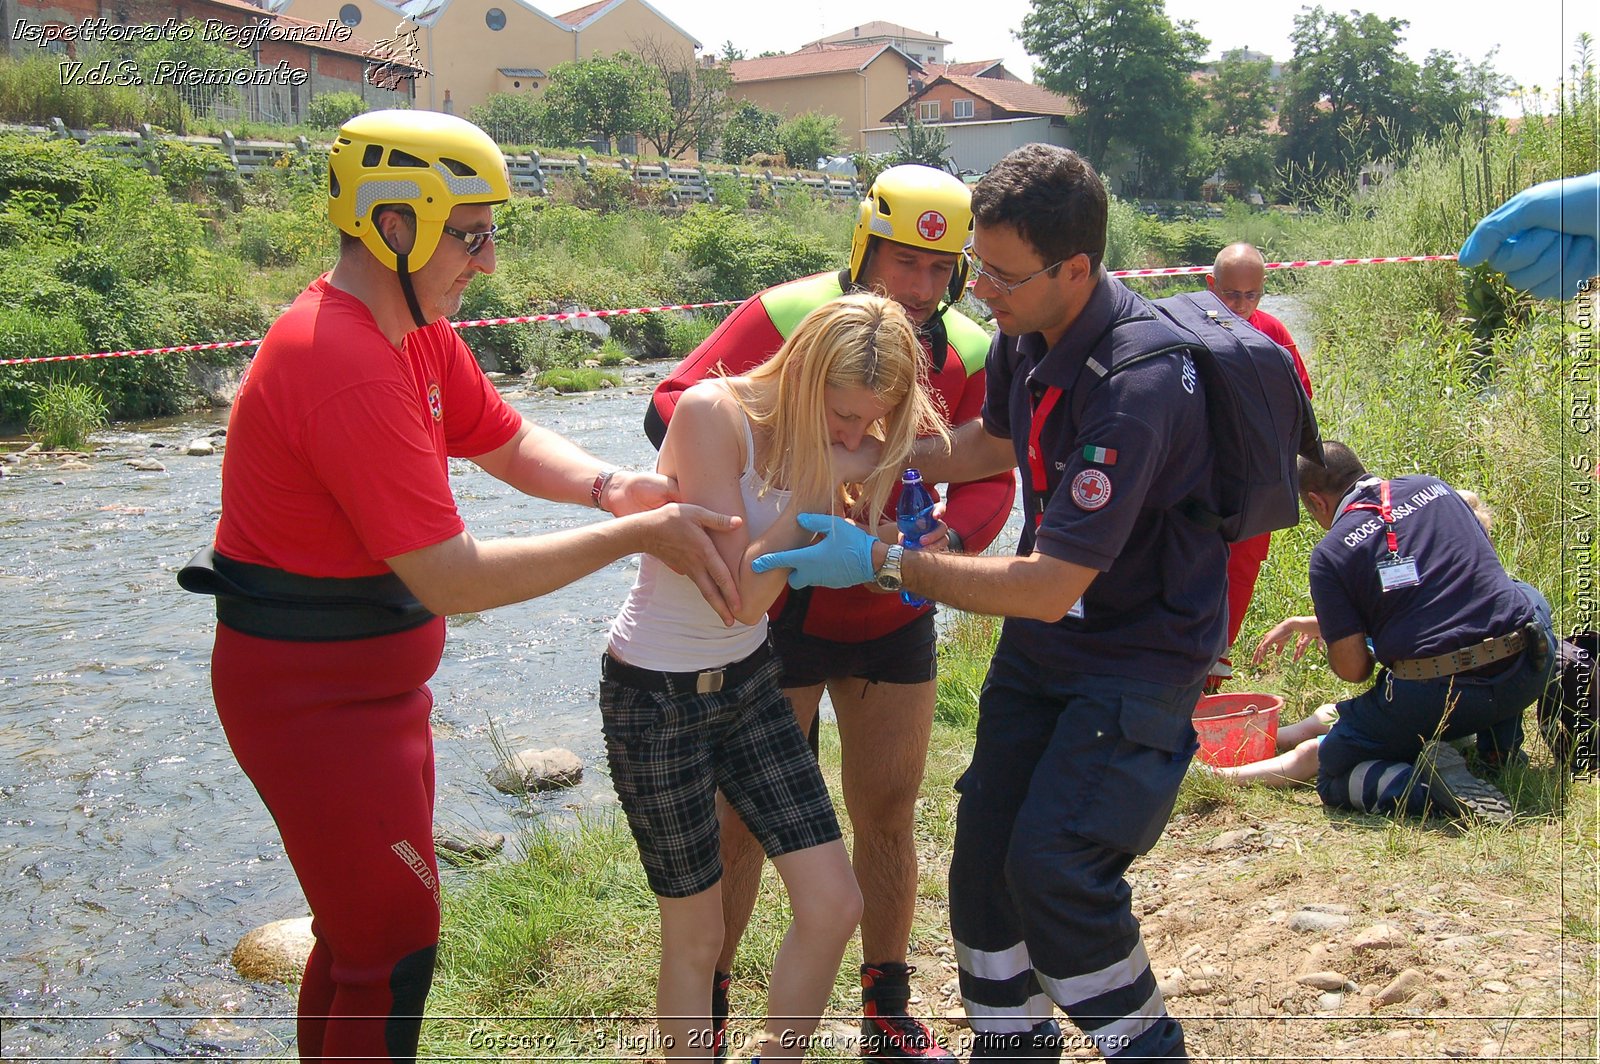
[849,164,973,305]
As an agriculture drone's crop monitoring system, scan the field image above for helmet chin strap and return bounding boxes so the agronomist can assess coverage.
[395,252,428,329]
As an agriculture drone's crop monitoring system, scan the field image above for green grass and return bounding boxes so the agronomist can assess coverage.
[533,368,622,393]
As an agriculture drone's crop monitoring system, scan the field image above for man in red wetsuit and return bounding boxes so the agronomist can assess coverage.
[1205,241,1314,688]
[187,111,739,1062]
[646,165,1015,1062]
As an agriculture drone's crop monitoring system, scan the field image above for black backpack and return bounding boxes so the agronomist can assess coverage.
[1537,630,1599,776]
[1077,289,1324,542]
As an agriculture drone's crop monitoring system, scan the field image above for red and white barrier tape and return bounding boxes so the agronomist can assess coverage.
[0,255,1462,367]
[1111,253,1459,278]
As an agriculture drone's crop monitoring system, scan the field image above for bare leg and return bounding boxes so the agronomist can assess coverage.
[657,887,727,1062]
[716,684,825,974]
[1212,736,1324,787]
[760,840,862,1061]
[1275,703,1338,752]
[830,677,936,966]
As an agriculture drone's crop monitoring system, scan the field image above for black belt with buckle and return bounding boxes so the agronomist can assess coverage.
[601,641,774,696]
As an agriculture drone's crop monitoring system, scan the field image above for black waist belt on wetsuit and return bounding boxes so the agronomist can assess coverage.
[177,545,435,642]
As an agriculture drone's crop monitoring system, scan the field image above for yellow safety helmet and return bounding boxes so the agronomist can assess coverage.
[327,109,511,273]
[849,164,973,304]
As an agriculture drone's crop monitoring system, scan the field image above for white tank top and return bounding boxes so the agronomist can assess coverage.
[608,394,789,671]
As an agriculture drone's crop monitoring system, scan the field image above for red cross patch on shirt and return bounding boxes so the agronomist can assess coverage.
[1070,468,1112,511]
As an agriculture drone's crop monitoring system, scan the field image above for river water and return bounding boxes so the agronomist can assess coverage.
[0,294,1309,1060]
[0,370,728,1059]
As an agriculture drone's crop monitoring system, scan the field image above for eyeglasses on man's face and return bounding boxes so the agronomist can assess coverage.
[441,222,498,256]
[962,248,1064,296]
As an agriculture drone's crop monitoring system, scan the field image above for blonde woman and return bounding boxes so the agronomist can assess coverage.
[601,293,948,1061]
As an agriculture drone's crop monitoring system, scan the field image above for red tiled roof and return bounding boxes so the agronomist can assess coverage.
[730,42,921,83]
[554,0,609,26]
[934,60,998,76]
[894,73,1076,121]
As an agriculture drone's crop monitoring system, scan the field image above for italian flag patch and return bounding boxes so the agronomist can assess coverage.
[1083,445,1118,465]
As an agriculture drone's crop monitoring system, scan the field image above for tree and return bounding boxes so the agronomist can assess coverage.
[1204,50,1276,137]
[1196,52,1280,195]
[776,111,842,169]
[1209,131,1277,194]
[468,93,544,145]
[536,52,667,153]
[1416,48,1512,139]
[719,41,746,62]
[718,100,782,163]
[307,91,367,131]
[888,112,953,170]
[1279,6,1420,183]
[1280,8,1511,190]
[630,37,734,159]
[1020,0,1207,186]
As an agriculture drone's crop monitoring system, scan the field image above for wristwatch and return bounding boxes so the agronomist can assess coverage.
[590,468,617,512]
[874,544,905,591]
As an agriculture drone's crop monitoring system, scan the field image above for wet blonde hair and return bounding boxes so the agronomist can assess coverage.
[740,293,948,521]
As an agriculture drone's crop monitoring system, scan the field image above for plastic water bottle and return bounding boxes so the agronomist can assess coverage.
[896,468,937,608]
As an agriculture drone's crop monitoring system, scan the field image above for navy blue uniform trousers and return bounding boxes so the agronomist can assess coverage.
[949,642,1204,1062]
[1317,581,1554,814]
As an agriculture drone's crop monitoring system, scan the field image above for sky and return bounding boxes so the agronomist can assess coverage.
[663,0,1597,110]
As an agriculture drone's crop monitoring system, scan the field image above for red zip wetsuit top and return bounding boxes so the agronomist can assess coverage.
[647,270,1015,642]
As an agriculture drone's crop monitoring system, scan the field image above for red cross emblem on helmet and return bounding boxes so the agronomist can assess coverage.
[917,210,947,241]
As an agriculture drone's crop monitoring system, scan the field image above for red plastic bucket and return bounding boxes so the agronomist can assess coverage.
[1193,693,1283,768]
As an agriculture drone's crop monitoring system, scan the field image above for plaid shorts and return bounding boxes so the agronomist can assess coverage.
[599,645,842,898]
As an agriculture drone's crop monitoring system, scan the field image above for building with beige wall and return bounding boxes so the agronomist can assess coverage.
[272,0,698,116]
[803,21,948,68]
[728,43,922,152]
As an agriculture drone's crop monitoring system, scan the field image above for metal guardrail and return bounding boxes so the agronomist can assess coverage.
[9,121,862,204]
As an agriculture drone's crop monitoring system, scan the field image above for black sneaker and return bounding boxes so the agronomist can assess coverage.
[1415,740,1514,824]
[711,970,731,1062]
[860,963,955,1061]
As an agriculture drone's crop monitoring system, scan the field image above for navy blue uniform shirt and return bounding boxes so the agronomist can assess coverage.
[981,274,1228,686]
[1310,474,1535,665]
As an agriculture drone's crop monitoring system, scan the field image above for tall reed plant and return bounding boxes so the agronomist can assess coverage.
[27,379,107,451]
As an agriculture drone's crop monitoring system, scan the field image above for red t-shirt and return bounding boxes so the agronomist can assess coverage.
[215,276,523,578]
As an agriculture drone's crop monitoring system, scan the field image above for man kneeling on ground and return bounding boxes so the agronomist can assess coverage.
[1209,442,1554,822]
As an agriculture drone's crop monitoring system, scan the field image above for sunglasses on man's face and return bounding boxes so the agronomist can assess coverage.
[441,223,498,256]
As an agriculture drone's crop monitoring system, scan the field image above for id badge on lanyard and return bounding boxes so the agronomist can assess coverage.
[1344,480,1420,592]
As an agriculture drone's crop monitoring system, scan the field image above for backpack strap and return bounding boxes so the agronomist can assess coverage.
[1023,304,1193,524]
[1068,308,1217,527]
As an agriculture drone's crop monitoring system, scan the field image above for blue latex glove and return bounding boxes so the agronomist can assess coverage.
[751,513,878,589]
[1460,172,1600,300]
